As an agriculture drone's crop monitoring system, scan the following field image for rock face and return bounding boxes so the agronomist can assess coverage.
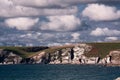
[20,52,46,64]
[44,43,99,64]
[4,52,22,64]
[49,48,72,64]
[115,77,120,80]
[1,43,120,65]
[98,50,120,65]
[72,44,93,64]
[33,52,46,63]
[109,50,120,64]
[0,49,4,64]
[0,50,22,64]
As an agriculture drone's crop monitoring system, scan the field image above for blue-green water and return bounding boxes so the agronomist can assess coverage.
[0,64,120,80]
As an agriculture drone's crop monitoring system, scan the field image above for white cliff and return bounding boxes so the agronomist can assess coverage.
[109,50,120,64]
[1,43,120,66]
[48,43,99,64]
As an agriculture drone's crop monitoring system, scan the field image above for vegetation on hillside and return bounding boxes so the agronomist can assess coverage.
[0,46,48,58]
[85,43,120,58]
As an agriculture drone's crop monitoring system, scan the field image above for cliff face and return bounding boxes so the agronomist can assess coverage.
[35,43,120,65]
[0,49,22,64]
[37,44,100,64]
[0,43,120,66]
[109,50,120,64]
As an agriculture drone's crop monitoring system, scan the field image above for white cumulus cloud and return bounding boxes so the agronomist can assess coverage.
[0,0,119,18]
[4,17,39,30]
[105,37,118,41]
[10,0,120,8]
[0,0,120,18]
[71,33,80,40]
[0,0,78,18]
[40,15,81,31]
[12,0,66,8]
[82,4,120,21]
[90,27,120,36]
[6,0,94,8]
[0,5,78,17]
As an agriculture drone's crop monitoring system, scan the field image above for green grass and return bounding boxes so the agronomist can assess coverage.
[44,45,74,54]
[0,47,46,58]
[85,43,120,58]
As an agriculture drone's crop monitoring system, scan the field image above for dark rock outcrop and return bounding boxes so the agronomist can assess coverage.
[0,49,22,64]
[20,58,35,64]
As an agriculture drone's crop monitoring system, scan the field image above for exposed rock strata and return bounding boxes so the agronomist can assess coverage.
[0,43,120,66]
[0,49,22,64]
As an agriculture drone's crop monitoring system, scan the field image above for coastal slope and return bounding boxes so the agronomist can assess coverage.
[0,43,120,66]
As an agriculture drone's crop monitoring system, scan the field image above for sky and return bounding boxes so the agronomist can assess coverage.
[0,0,120,46]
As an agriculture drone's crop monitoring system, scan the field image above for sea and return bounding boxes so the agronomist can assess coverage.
[0,64,120,80]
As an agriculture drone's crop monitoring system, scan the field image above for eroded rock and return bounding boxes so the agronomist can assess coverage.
[109,50,120,64]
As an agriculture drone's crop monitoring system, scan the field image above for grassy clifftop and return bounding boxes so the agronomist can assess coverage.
[1,43,120,58]
[86,43,120,58]
[0,46,48,58]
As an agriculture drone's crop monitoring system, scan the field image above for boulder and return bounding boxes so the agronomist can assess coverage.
[115,77,120,80]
